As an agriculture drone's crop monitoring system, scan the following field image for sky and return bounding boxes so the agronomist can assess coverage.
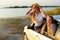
[0,0,60,7]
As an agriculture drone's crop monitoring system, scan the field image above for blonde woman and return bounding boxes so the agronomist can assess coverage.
[26,3,47,33]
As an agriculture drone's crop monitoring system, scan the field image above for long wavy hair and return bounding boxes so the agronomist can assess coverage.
[30,3,40,22]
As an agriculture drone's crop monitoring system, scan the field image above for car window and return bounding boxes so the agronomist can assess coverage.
[42,22,60,40]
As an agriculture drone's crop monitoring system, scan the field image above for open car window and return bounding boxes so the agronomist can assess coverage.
[41,22,60,40]
[27,19,60,40]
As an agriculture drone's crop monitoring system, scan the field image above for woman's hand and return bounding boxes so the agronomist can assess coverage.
[30,9,36,14]
[40,8,43,12]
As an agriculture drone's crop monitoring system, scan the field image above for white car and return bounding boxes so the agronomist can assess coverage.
[23,15,60,40]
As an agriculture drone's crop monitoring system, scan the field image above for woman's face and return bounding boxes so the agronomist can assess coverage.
[32,6,39,12]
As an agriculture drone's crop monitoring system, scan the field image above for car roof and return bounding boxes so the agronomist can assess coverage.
[53,15,60,21]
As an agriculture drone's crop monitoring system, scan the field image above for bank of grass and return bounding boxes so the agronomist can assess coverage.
[46,8,60,16]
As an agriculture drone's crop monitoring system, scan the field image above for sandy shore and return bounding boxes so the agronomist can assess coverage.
[0,26,24,40]
[0,34,23,40]
[0,17,31,40]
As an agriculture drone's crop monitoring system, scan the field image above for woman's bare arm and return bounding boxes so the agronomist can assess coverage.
[26,8,32,15]
[40,9,47,17]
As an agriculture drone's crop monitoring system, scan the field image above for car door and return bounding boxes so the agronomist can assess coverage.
[55,24,60,40]
[26,29,52,40]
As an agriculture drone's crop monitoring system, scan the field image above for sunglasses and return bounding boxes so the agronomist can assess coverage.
[33,6,39,9]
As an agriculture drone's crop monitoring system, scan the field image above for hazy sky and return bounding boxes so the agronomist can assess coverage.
[0,0,60,7]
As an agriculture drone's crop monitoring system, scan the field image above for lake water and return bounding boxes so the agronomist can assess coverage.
[0,7,59,18]
[0,7,60,40]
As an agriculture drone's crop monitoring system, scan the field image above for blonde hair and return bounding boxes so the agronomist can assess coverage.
[30,3,40,23]
[31,3,40,9]
[30,13,35,23]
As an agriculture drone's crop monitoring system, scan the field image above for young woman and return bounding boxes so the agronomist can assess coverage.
[47,16,58,36]
[26,3,47,33]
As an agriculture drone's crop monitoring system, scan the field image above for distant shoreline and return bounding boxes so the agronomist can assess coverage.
[3,6,60,8]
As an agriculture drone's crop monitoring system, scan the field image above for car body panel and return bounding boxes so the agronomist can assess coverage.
[24,26,52,40]
[23,15,60,40]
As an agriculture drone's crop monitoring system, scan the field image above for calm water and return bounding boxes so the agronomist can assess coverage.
[0,7,59,18]
[0,7,60,40]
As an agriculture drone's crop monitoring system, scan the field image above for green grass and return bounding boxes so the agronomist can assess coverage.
[46,8,60,16]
